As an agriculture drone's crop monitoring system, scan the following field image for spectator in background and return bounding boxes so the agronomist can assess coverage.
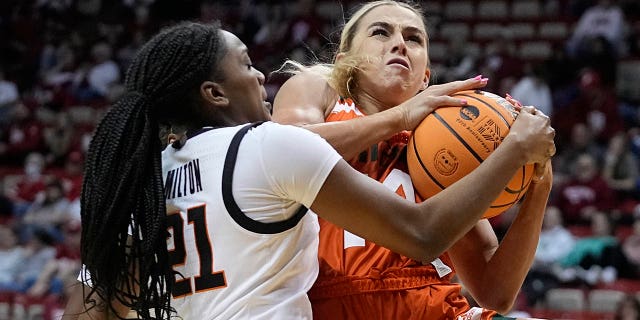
[10,229,56,293]
[53,151,84,226]
[40,40,79,110]
[479,35,523,95]
[534,207,577,268]
[559,211,636,285]
[567,0,626,58]
[553,122,605,187]
[442,37,480,83]
[0,67,20,127]
[0,103,44,166]
[621,217,640,276]
[0,225,24,292]
[72,42,120,104]
[26,221,81,299]
[576,34,619,86]
[3,152,47,215]
[283,0,324,51]
[0,195,13,225]
[552,153,615,225]
[56,150,83,203]
[603,132,640,220]
[20,179,72,243]
[510,63,553,117]
[553,68,624,145]
[43,111,75,167]
[115,30,146,72]
[628,126,640,158]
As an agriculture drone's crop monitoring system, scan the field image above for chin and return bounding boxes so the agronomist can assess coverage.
[385,83,419,100]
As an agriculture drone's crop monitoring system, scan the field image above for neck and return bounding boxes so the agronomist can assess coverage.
[353,91,392,115]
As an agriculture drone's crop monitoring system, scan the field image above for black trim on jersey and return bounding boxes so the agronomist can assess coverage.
[186,126,216,139]
[222,122,309,234]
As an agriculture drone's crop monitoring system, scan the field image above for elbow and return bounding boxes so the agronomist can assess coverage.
[408,232,450,263]
[414,246,440,264]
[489,301,516,315]
[475,294,516,315]
[406,203,461,262]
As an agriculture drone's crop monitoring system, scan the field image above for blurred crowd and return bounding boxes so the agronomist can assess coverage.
[1,0,640,319]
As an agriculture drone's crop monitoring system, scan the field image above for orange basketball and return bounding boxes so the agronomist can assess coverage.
[407,90,535,219]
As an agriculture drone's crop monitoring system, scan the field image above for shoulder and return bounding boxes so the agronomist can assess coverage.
[252,122,335,154]
[254,122,322,142]
[275,69,338,113]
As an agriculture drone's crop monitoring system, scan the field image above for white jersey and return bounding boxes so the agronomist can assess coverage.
[162,122,340,319]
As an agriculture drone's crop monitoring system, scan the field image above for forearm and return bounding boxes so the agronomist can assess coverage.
[302,108,404,160]
[476,181,551,310]
[313,140,527,263]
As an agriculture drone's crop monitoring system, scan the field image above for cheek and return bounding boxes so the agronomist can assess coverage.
[411,50,429,69]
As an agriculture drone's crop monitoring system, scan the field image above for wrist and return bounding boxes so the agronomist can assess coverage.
[383,105,409,132]
[501,134,528,167]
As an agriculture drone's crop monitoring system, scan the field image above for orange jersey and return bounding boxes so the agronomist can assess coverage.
[310,98,502,320]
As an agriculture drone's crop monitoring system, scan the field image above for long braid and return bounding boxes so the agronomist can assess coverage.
[80,22,224,319]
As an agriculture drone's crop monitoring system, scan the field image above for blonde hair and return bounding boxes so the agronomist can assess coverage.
[276,1,428,100]
[330,1,428,99]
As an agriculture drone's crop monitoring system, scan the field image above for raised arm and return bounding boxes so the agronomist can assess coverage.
[311,106,554,263]
[272,71,488,160]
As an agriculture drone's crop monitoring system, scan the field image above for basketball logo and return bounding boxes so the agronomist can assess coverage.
[433,149,458,176]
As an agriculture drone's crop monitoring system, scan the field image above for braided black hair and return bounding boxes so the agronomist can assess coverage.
[80,21,226,319]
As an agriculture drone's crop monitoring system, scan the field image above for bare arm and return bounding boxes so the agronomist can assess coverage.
[272,71,488,160]
[311,131,538,262]
[448,162,553,313]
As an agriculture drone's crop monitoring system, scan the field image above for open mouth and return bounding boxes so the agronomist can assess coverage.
[387,58,409,69]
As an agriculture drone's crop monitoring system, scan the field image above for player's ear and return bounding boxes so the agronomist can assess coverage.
[422,68,431,89]
[201,81,229,107]
[422,68,431,90]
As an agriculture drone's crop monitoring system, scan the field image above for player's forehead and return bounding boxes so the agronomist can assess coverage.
[358,5,425,34]
[222,30,248,55]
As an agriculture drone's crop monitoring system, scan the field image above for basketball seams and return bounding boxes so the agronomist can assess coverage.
[432,111,484,163]
[410,133,446,191]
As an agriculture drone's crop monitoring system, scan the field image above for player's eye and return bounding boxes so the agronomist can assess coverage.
[371,28,389,37]
[406,35,424,45]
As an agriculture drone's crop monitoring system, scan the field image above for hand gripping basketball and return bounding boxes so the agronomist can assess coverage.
[510,106,556,165]
[407,90,538,218]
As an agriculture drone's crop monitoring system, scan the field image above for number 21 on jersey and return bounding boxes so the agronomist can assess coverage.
[167,205,227,298]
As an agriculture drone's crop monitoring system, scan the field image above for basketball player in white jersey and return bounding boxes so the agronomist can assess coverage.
[62,22,554,319]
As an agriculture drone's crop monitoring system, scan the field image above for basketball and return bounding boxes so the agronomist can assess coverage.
[407,90,535,219]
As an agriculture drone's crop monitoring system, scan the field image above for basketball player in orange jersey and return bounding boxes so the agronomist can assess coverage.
[273,1,555,319]
[61,21,552,320]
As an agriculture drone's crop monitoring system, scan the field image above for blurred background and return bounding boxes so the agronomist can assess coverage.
[0,0,639,319]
